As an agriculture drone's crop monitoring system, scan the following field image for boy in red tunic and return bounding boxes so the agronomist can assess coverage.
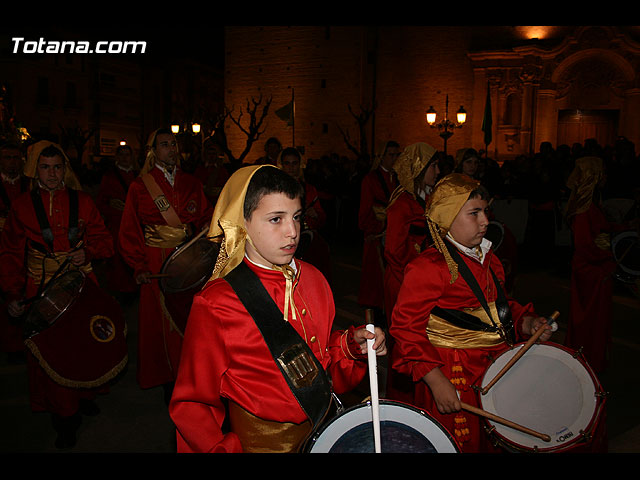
[390,173,553,452]
[0,141,116,448]
[358,140,400,326]
[383,142,439,404]
[96,144,139,298]
[169,165,386,452]
[118,129,213,400]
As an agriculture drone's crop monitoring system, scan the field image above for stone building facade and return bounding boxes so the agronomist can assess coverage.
[224,26,640,163]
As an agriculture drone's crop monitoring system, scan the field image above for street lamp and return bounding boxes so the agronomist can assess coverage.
[171,124,180,134]
[426,94,466,155]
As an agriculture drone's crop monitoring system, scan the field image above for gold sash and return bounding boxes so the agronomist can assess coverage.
[143,224,188,248]
[27,248,92,286]
[427,302,505,349]
[227,400,312,453]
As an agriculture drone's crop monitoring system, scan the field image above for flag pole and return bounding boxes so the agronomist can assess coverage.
[291,88,295,148]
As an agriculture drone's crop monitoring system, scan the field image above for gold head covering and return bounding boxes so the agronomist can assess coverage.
[207,164,273,281]
[140,128,181,176]
[23,140,82,191]
[565,156,604,220]
[389,142,437,206]
[425,173,481,283]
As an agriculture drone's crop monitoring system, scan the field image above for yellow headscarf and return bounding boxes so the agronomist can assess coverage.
[565,156,604,220]
[140,128,181,176]
[24,140,82,191]
[389,142,437,207]
[207,164,274,281]
[425,173,481,283]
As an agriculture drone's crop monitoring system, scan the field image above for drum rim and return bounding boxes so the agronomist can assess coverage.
[478,341,604,452]
[159,237,219,293]
[25,270,87,337]
[306,399,460,453]
[486,221,505,251]
[612,230,640,276]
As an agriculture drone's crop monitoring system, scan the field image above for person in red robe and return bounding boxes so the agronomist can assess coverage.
[95,144,139,299]
[358,140,400,326]
[169,165,386,453]
[118,128,213,402]
[564,156,635,373]
[0,141,115,448]
[383,142,439,404]
[0,142,30,362]
[192,136,229,207]
[277,146,331,281]
[390,173,553,453]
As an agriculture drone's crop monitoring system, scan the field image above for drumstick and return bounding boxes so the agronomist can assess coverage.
[147,273,173,279]
[365,312,382,453]
[481,311,560,395]
[460,401,551,442]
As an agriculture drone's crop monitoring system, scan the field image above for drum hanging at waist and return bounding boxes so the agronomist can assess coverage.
[158,234,220,336]
[304,399,460,453]
[477,341,607,453]
[23,270,128,389]
[612,230,640,284]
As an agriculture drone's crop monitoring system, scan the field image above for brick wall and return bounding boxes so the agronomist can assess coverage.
[224,26,477,163]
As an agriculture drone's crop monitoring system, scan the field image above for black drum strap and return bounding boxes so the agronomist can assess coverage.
[224,261,332,429]
[443,240,515,345]
[30,188,80,250]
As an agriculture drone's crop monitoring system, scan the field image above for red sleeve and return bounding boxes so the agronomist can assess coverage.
[571,206,617,274]
[358,173,386,235]
[0,206,28,298]
[390,254,448,382]
[117,181,150,277]
[170,292,243,453]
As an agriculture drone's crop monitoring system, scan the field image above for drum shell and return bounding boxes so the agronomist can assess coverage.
[304,399,460,453]
[24,272,128,389]
[612,231,640,284]
[478,341,606,453]
[159,237,219,336]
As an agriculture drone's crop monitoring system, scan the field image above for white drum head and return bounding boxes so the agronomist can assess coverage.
[480,343,601,452]
[307,400,459,453]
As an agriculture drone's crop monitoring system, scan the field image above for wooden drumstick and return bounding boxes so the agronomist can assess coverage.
[481,311,560,396]
[460,401,551,442]
[147,273,173,279]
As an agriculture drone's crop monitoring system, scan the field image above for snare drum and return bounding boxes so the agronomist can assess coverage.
[159,235,220,335]
[612,231,640,284]
[305,400,460,453]
[478,342,606,453]
[23,270,128,388]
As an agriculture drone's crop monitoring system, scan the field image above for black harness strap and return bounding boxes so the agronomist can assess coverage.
[224,261,332,428]
[442,240,515,345]
[30,188,80,251]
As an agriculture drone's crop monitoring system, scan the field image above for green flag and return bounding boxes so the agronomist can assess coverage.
[481,84,492,147]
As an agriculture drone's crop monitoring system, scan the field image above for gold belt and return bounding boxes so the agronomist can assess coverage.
[227,400,312,453]
[27,248,92,285]
[427,302,505,349]
[143,224,187,248]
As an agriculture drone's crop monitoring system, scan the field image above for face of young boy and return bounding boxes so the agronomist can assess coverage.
[244,192,303,266]
[448,197,489,248]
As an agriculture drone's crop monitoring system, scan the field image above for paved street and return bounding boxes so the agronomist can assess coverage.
[1,238,639,454]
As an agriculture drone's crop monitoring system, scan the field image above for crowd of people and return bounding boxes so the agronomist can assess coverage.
[0,130,638,453]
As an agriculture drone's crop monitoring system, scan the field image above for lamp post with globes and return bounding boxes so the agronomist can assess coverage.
[426,94,466,156]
